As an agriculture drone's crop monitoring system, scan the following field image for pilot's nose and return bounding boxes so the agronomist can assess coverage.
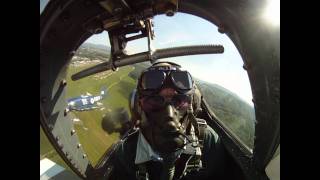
[162,104,181,132]
[164,104,175,119]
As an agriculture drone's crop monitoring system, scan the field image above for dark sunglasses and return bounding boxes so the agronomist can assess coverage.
[140,70,193,93]
[140,94,191,112]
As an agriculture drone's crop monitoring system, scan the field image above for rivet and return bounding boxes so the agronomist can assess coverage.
[61,79,67,86]
[62,12,70,22]
[45,112,50,118]
[218,26,226,33]
[41,97,47,103]
[84,0,93,6]
[48,124,54,131]
[58,142,63,148]
[69,51,76,56]
[83,154,87,158]
[165,10,175,16]
[243,64,248,70]
[64,109,69,116]
[77,144,81,148]
[71,129,76,135]
[94,28,103,34]
[114,7,122,13]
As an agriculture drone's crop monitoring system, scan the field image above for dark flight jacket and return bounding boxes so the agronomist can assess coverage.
[110,124,225,180]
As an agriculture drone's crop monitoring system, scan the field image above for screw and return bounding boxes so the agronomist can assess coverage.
[83,154,87,158]
[77,144,81,148]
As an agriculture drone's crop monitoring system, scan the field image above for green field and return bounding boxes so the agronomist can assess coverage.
[40,62,137,167]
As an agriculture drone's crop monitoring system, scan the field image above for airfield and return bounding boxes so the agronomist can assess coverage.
[40,61,137,168]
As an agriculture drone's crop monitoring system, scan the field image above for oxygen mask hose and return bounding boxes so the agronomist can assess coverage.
[160,154,176,180]
[160,164,175,180]
[187,104,200,138]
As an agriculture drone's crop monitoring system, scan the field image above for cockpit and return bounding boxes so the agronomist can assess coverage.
[40,0,279,180]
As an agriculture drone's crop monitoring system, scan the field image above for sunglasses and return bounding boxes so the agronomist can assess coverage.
[140,70,193,93]
[140,94,191,112]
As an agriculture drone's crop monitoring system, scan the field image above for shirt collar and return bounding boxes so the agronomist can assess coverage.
[135,131,163,164]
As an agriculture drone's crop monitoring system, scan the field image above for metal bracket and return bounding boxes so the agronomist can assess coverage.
[99,0,178,70]
[106,15,157,71]
[145,18,156,63]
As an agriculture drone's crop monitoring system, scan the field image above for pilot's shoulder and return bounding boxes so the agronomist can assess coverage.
[113,130,138,163]
[196,118,219,143]
[110,130,138,178]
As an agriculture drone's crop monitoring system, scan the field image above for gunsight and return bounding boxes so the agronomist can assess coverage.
[72,0,224,81]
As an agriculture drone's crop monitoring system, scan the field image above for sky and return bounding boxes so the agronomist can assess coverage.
[86,14,253,105]
[40,0,254,105]
[40,0,48,13]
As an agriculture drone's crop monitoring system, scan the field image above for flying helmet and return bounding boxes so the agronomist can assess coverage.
[130,61,202,126]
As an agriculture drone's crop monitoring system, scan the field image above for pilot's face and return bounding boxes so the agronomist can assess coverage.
[140,88,190,153]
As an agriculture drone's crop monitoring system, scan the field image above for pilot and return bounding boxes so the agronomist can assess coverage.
[110,62,225,180]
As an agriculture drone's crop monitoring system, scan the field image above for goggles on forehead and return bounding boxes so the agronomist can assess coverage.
[139,69,194,93]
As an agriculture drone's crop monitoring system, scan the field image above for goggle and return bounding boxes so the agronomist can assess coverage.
[140,70,193,93]
[140,94,191,112]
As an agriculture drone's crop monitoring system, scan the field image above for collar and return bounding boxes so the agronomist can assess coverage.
[135,131,163,164]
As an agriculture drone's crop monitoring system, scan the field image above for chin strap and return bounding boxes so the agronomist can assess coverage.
[160,153,178,180]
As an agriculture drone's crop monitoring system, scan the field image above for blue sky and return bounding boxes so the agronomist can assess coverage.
[40,0,253,105]
[86,14,253,105]
[40,0,48,13]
